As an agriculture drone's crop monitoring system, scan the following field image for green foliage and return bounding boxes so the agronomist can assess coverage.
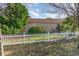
[59,16,78,32]
[27,26,46,34]
[0,3,29,34]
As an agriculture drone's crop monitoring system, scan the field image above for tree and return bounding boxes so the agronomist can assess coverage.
[0,3,29,34]
[59,16,78,32]
[48,3,79,29]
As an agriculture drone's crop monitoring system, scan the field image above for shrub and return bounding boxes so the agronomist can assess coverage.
[27,26,46,34]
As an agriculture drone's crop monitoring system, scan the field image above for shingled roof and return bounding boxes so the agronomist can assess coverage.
[28,18,63,24]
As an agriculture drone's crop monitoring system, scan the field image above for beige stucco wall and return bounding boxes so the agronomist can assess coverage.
[24,23,58,33]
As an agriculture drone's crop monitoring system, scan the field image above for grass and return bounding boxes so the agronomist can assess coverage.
[1,34,65,45]
[3,37,79,56]
[0,33,78,56]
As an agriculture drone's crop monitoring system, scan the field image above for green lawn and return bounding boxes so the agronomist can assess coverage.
[1,34,65,45]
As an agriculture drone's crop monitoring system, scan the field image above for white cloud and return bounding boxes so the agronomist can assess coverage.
[33,3,39,5]
[26,4,32,7]
[46,13,57,18]
[35,9,40,12]
[46,13,65,19]
[29,10,39,17]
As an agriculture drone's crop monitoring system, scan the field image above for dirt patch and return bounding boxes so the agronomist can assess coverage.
[3,38,79,56]
[4,50,16,56]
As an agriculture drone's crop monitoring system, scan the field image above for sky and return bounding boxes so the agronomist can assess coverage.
[0,3,66,19]
[24,3,66,19]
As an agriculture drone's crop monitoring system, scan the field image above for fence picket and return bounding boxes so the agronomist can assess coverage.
[0,32,79,56]
[1,32,79,45]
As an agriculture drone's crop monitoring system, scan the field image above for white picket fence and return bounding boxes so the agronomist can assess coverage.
[0,32,79,56]
[1,32,79,45]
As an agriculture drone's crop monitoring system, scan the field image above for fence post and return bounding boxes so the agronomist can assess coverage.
[74,32,76,38]
[24,33,26,43]
[48,32,49,41]
[1,44,4,56]
[1,34,4,56]
[65,32,67,39]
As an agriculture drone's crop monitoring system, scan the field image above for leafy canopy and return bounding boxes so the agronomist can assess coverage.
[0,3,29,34]
[59,16,78,32]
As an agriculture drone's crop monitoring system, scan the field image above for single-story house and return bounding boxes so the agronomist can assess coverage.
[24,18,63,33]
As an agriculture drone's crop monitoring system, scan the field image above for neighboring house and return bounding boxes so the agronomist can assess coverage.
[24,18,63,33]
